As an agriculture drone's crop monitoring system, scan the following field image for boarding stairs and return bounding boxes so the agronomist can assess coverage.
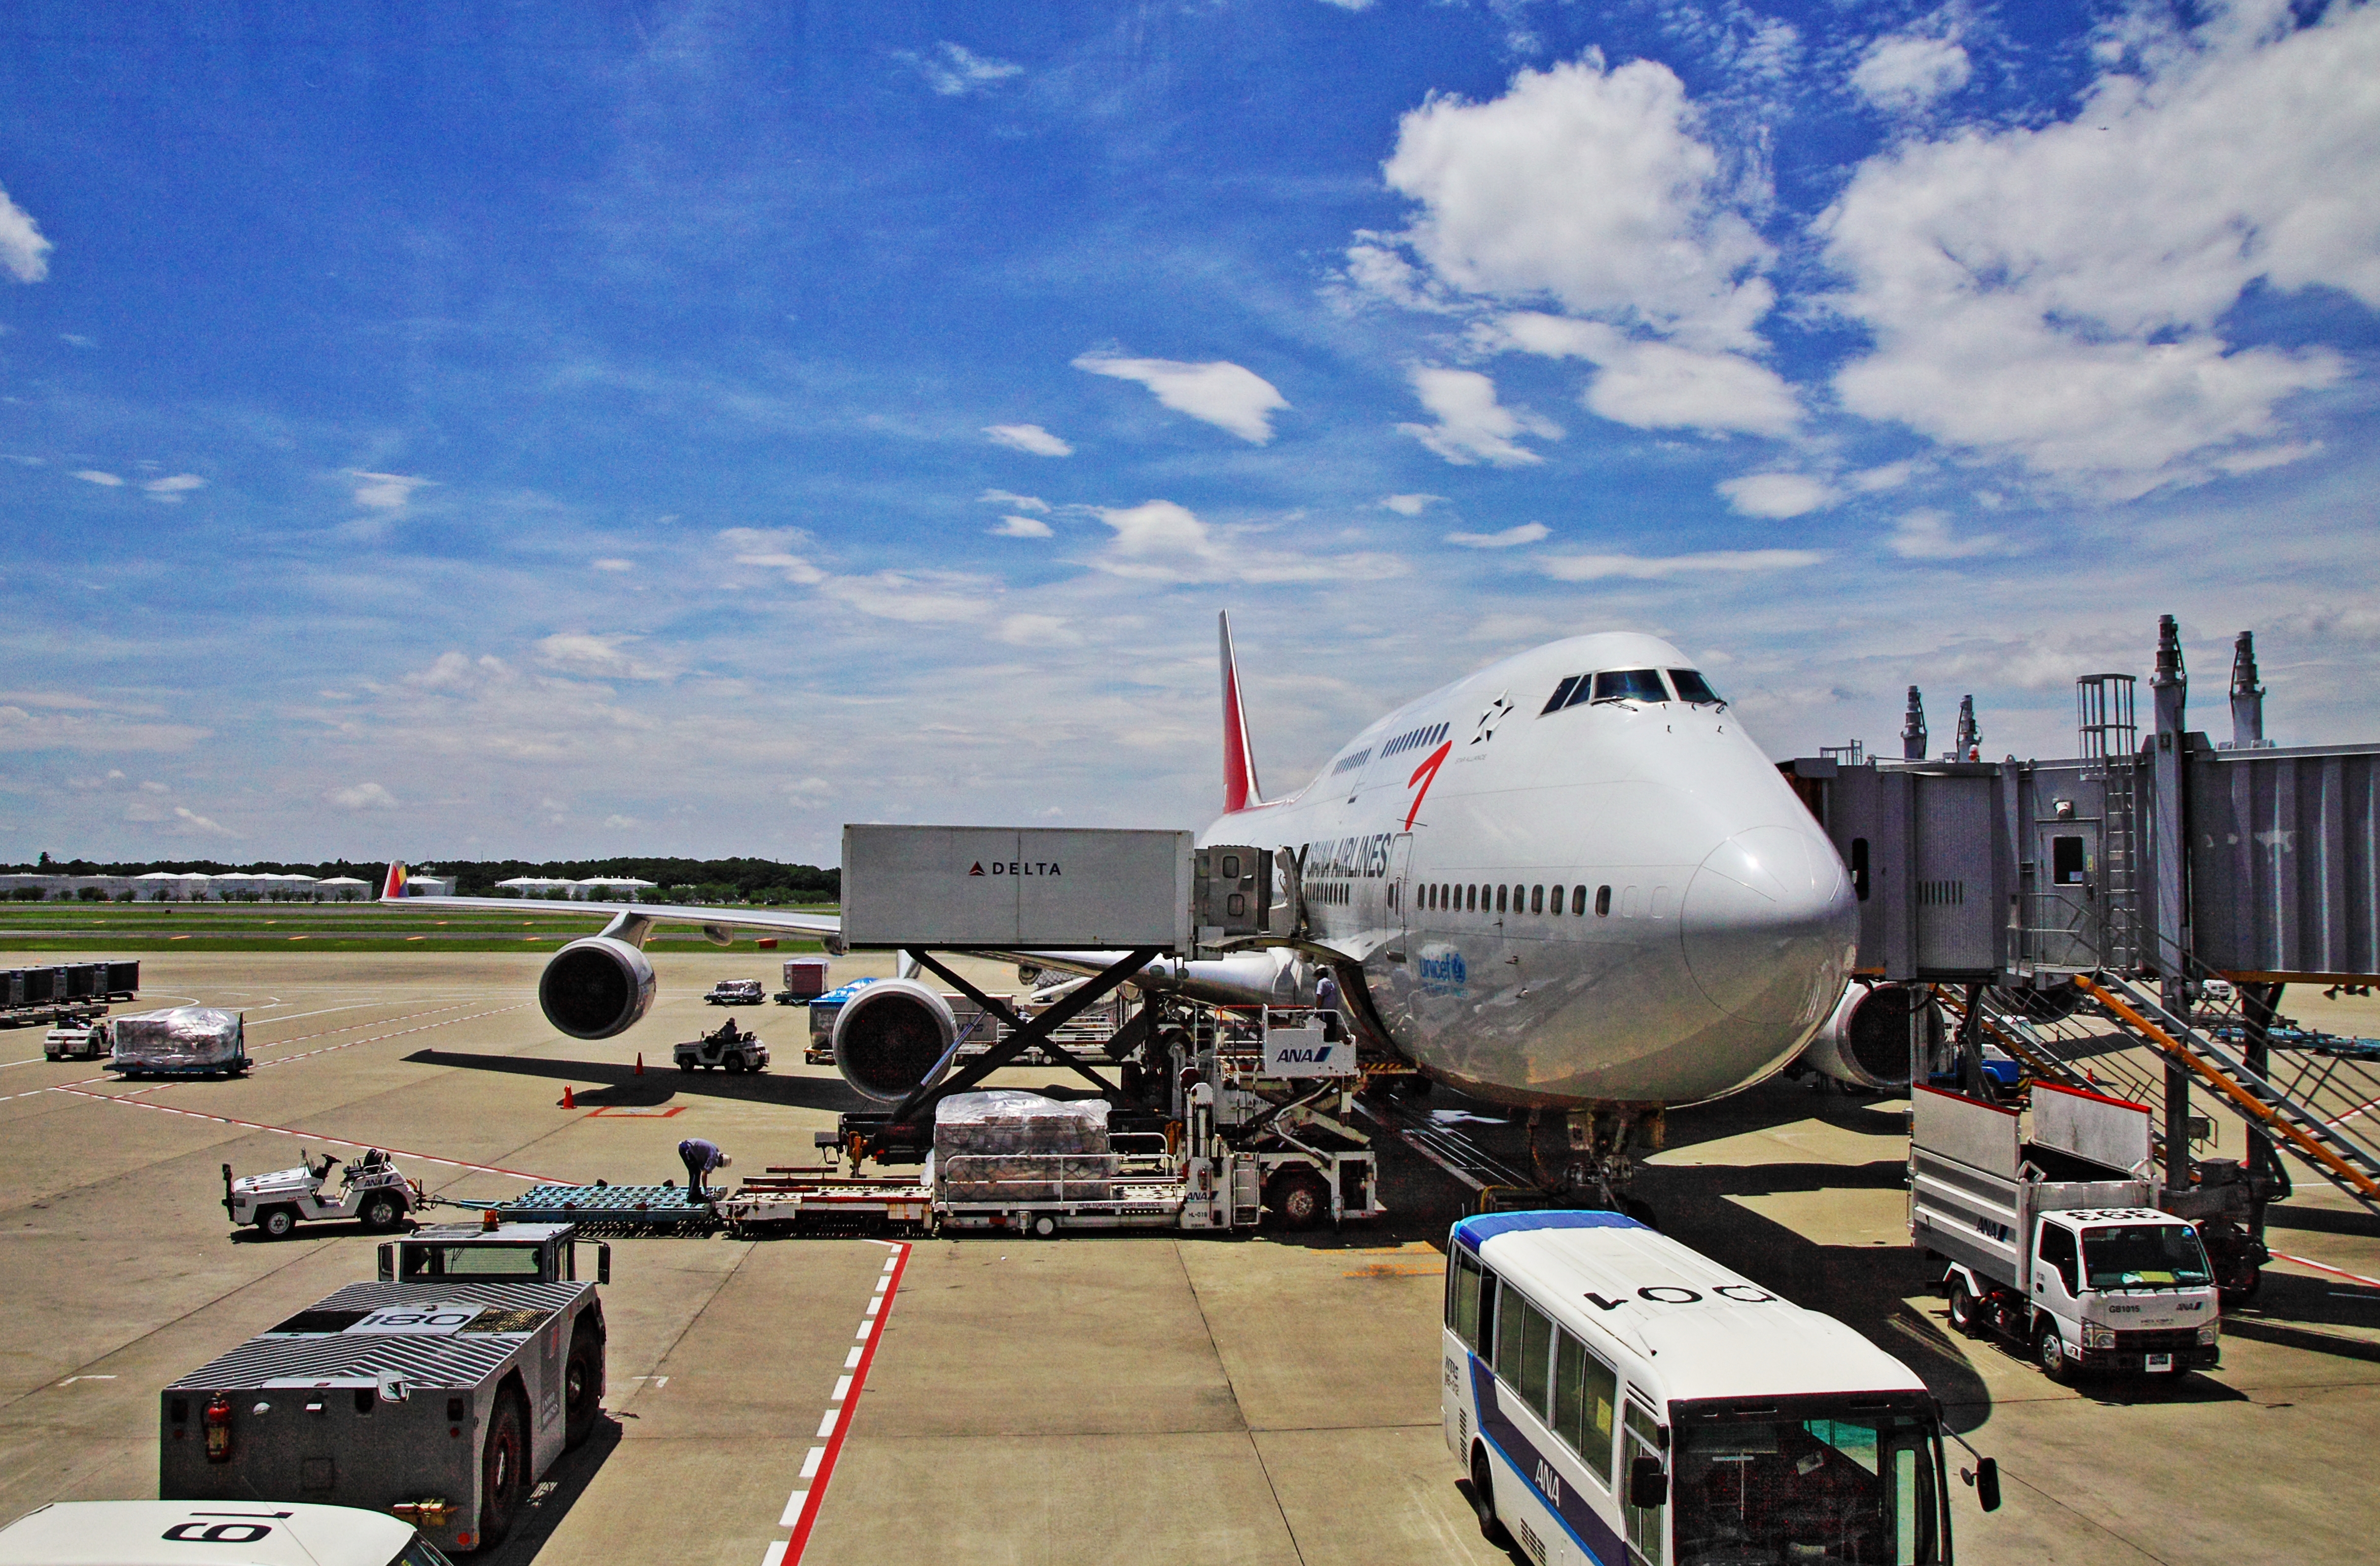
[2028,974,2380,1216]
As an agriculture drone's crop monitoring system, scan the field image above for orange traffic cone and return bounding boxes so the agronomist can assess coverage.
[635,1052,644,1076]
[562,1084,576,1109]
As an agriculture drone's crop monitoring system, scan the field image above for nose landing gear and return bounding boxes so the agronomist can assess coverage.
[1528,1103,1664,1224]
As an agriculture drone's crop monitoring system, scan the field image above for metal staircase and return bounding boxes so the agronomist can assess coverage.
[2072,973,2380,1215]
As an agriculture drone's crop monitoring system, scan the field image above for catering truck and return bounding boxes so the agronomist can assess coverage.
[1910,1083,2221,1382]
[160,1222,607,1555]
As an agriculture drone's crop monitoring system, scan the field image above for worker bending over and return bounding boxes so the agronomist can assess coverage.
[678,1137,731,1200]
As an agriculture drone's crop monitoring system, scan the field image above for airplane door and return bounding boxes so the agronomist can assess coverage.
[1388,833,1414,932]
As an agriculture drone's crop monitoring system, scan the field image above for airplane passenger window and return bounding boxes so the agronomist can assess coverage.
[1550,884,1562,913]
[1596,885,1613,916]
[1667,668,1725,704]
[1589,669,1667,704]
[1467,885,1477,911]
[1571,885,1585,915]
[1531,885,1543,913]
[1542,674,1582,714]
[1496,885,1507,913]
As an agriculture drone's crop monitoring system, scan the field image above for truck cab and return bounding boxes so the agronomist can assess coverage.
[378,1221,610,1286]
[2024,1207,2220,1379]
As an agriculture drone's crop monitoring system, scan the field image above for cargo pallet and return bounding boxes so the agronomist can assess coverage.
[447,1184,719,1234]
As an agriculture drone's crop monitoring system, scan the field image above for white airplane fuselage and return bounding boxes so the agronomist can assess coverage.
[1200,631,1858,1108]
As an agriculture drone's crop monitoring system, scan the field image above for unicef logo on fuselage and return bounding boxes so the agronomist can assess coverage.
[1416,947,1467,994]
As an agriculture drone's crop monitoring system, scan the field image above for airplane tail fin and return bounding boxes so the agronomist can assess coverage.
[1219,611,1264,814]
[381,862,408,901]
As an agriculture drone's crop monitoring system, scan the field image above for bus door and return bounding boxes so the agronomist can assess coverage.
[1623,1395,1668,1566]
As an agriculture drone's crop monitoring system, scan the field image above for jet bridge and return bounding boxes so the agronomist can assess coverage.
[1786,619,2380,1299]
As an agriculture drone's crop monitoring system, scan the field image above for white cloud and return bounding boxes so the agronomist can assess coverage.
[1851,34,1971,112]
[1482,312,1799,436]
[992,515,1053,539]
[1821,5,2380,495]
[1887,509,2008,559]
[783,776,833,809]
[997,613,1083,647]
[58,332,91,347]
[0,183,50,283]
[1314,0,1376,10]
[350,471,433,512]
[141,473,205,503]
[1090,500,1406,585]
[978,489,1049,512]
[1446,522,1550,548]
[1396,367,1560,466]
[1372,51,1775,349]
[329,781,400,810]
[535,633,671,681]
[592,557,634,572]
[985,423,1074,457]
[821,570,997,624]
[1072,354,1290,445]
[139,780,169,794]
[1848,461,1916,492]
[70,470,123,487]
[1379,493,1443,516]
[721,527,828,584]
[603,813,638,830]
[901,42,1023,96]
[1537,548,1822,581]
[172,805,239,838]
[1718,472,1836,518]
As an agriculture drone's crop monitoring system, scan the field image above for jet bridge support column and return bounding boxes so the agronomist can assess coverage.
[2150,614,2194,1195]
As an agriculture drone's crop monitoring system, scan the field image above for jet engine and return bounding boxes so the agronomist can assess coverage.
[832,977,958,1102]
[538,937,657,1040]
[1793,980,1942,1091]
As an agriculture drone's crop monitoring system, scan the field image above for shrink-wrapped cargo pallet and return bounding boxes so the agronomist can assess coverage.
[109,1005,245,1074]
[933,1091,1114,1202]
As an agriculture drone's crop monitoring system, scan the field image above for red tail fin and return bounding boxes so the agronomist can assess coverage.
[1219,611,1264,814]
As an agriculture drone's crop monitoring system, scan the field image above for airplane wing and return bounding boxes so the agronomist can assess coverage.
[377,862,841,938]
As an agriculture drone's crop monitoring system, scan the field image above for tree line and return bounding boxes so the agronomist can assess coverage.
[2,854,840,903]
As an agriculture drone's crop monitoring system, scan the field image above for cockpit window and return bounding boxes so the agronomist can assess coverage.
[1542,674,1583,714]
[1668,668,1724,704]
[1589,669,1667,704]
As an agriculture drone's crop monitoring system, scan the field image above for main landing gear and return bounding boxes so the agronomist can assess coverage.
[1529,1103,1664,1223]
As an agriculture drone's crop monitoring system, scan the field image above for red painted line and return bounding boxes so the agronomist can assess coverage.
[785,1242,909,1564]
[50,1086,558,1182]
[2323,1089,2380,1130]
[2269,1252,2380,1291]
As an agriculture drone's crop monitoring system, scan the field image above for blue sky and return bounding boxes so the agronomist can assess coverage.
[2,0,2375,863]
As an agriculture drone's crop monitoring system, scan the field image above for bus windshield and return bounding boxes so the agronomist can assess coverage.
[1673,1403,1942,1565]
[2083,1224,2211,1290]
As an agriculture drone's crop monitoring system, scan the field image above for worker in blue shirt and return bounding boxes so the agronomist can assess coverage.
[678,1137,731,1200]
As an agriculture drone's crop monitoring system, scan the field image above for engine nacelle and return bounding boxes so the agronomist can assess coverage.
[538,937,657,1040]
[833,977,957,1102]
[1794,980,1941,1090]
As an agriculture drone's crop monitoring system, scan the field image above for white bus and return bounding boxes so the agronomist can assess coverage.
[1445,1211,1990,1566]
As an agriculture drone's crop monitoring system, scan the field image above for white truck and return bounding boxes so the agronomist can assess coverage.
[161,1222,607,1556]
[1911,1083,2221,1382]
[223,1150,423,1238]
[43,1019,106,1060]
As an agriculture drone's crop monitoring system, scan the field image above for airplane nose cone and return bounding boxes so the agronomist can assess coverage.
[1681,825,1859,1040]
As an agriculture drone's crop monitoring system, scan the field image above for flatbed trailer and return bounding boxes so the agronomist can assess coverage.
[450,1184,719,1234]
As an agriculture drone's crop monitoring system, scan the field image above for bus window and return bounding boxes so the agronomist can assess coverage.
[1495,1279,1525,1385]
[1554,1330,1617,1485]
[1625,1399,1667,1565]
[1517,1299,1553,1422]
[1449,1250,1484,1349]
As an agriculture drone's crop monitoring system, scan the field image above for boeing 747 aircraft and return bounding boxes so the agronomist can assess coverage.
[384,613,1857,1194]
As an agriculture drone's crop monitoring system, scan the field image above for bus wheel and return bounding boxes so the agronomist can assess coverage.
[1469,1444,1510,1548]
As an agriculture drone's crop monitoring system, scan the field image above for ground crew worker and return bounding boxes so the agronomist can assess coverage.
[678,1137,731,1200]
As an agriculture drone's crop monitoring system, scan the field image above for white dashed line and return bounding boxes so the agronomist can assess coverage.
[831,1376,851,1402]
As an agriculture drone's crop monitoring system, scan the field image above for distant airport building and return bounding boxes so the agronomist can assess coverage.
[0,871,378,902]
[494,876,658,901]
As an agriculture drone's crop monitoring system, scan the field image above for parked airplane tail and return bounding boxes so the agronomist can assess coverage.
[1219,611,1265,814]
[380,861,408,900]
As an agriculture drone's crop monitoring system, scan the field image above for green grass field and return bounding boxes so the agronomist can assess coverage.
[0,902,835,953]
